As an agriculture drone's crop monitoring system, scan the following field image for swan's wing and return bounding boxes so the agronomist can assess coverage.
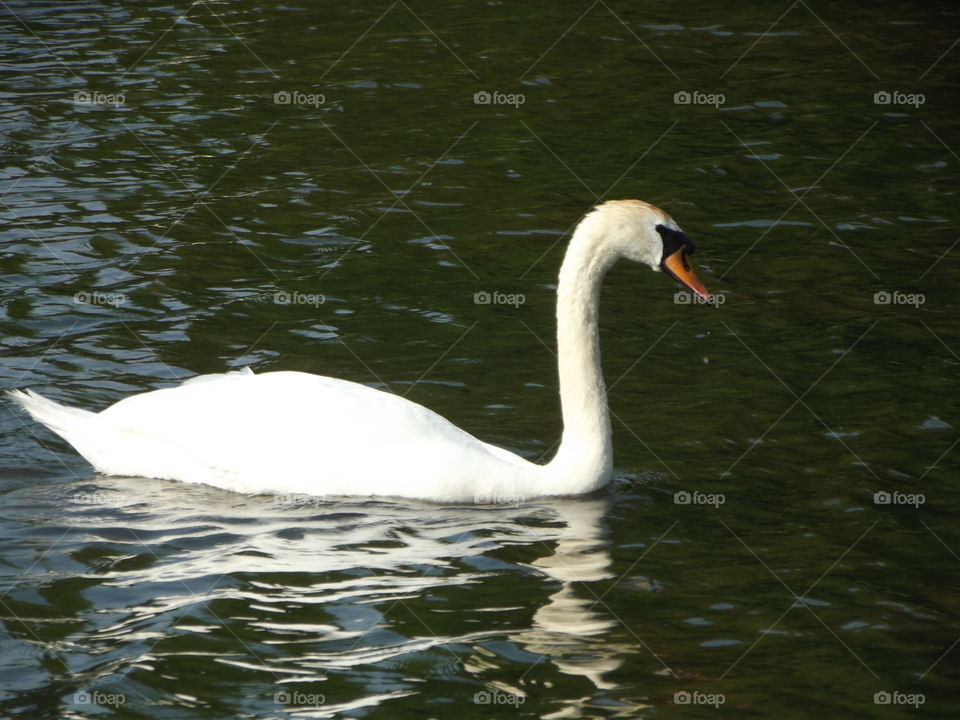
[92,370,528,499]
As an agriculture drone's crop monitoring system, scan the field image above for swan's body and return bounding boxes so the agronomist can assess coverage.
[11,200,709,503]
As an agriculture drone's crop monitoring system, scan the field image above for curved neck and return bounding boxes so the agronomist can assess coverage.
[544,223,617,493]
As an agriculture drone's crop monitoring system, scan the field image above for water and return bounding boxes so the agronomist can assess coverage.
[1,1,958,717]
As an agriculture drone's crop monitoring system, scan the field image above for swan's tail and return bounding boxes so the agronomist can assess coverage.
[9,389,200,482]
[7,389,101,458]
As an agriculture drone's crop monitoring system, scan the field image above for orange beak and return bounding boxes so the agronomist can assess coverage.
[662,248,711,301]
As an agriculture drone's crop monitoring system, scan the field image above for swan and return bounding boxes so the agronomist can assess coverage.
[10,200,710,503]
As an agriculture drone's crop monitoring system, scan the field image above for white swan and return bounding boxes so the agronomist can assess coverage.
[11,200,710,503]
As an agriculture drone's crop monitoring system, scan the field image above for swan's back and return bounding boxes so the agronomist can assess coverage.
[13,370,532,501]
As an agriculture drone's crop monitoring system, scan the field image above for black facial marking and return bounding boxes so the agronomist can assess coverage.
[656,224,696,257]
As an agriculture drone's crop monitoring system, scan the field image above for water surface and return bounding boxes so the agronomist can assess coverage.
[1,1,958,718]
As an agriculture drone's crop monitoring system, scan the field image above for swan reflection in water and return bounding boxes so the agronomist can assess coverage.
[47,478,656,716]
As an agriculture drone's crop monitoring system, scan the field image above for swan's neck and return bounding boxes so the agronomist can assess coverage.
[545,224,618,493]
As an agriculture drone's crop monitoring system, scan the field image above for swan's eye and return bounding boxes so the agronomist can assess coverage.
[655,224,695,260]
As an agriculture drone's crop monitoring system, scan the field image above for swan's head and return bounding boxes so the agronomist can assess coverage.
[581,199,711,301]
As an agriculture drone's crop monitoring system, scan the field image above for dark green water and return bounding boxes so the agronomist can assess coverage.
[1,1,958,718]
